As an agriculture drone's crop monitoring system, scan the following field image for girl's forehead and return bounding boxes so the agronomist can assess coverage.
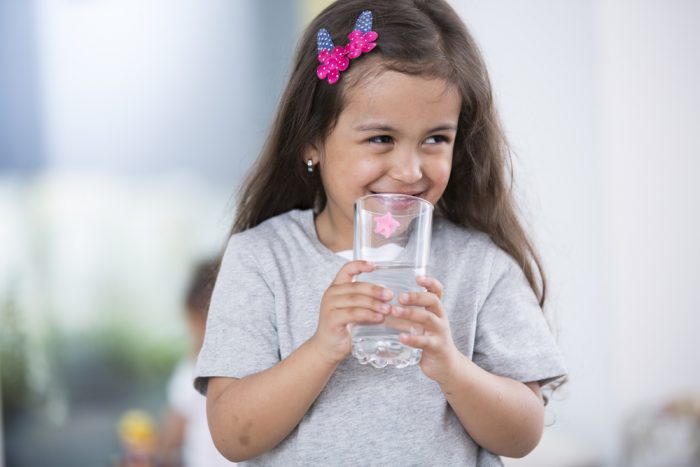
[340,69,460,122]
[340,56,459,101]
[343,57,456,94]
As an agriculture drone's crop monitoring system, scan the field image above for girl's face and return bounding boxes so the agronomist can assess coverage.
[310,69,461,251]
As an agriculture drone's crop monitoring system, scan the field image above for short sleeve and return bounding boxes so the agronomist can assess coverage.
[472,250,566,386]
[194,234,279,395]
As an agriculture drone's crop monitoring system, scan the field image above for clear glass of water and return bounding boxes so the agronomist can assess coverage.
[351,193,433,368]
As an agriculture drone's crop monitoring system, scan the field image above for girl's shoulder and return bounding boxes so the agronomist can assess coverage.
[224,209,319,268]
[229,209,312,246]
[433,217,499,254]
[219,209,316,282]
[431,219,534,305]
[432,218,515,273]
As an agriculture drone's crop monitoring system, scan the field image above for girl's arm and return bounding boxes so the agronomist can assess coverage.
[395,276,544,458]
[206,261,392,462]
[438,356,544,458]
[206,339,338,462]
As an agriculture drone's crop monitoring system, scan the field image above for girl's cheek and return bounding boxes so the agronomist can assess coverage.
[356,157,385,175]
[434,163,452,186]
[439,165,452,181]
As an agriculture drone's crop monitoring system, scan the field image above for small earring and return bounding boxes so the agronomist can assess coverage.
[306,159,314,173]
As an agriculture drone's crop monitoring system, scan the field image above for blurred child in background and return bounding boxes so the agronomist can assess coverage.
[157,259,233,467]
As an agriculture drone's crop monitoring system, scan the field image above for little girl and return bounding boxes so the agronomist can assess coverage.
[195,1,566,465]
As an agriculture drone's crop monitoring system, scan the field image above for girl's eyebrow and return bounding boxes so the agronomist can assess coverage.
[427,124,458,133]
[353,123,458,132]
[353,123,396,132]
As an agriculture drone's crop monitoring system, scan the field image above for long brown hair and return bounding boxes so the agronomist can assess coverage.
[232,0,547,308]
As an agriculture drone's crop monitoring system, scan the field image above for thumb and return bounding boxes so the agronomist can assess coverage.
[333,260,375,285]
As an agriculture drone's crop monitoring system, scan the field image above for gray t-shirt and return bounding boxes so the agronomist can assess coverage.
[195,209,566,466]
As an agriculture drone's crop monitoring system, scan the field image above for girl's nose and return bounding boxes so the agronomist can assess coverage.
[389,147,422,184]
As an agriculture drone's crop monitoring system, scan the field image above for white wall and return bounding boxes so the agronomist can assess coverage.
[597,0,700,446]
[453,1,700,466]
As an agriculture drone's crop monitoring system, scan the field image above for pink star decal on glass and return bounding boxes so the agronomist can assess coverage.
[374,212,400,239]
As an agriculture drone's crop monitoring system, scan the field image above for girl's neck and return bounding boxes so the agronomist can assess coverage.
[314,208,353,253]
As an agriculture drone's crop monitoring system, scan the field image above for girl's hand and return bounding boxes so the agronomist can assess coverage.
[309,261,393,365]
[393,276,460,384]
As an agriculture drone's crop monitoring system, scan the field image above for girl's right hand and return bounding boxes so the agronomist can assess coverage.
[309,261,393,365]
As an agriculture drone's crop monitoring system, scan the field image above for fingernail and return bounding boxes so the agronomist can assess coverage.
[381,288,393,300]
[393,306,405,315]
[379,304,390,314]
[399,292,409,303]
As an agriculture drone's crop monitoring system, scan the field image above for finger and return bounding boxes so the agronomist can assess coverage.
[416,275,443,300]
[398,291,444,317]
[391,305,439,328]
[328,294,392,315]
[327,282,393,302]
[332,261,375,285]
[398,332,436,351]
[333,307,385,326]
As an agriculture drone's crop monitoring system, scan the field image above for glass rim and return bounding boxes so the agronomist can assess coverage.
[354,193,434,216]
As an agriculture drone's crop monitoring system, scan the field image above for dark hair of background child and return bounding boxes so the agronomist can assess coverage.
[185,260,220,316]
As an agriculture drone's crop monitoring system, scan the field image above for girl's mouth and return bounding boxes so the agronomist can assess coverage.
[370,191,424,198]
[366,192,430,210]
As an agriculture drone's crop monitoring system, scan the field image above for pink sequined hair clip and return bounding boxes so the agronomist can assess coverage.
[316,10,379,85]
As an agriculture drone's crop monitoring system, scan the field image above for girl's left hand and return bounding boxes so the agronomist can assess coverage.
[392,276,460,384]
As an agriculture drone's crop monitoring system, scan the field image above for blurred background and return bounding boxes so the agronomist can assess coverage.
[1,0,698,466]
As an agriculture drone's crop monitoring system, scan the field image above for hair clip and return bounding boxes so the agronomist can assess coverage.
[316,10,379,85]
[316,29,349,85]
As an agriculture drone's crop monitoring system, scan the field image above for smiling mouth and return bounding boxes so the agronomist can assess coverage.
[370,190,424,198]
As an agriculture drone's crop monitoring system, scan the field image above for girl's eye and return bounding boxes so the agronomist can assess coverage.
[424,135,449,145]
[368,135,393,145]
